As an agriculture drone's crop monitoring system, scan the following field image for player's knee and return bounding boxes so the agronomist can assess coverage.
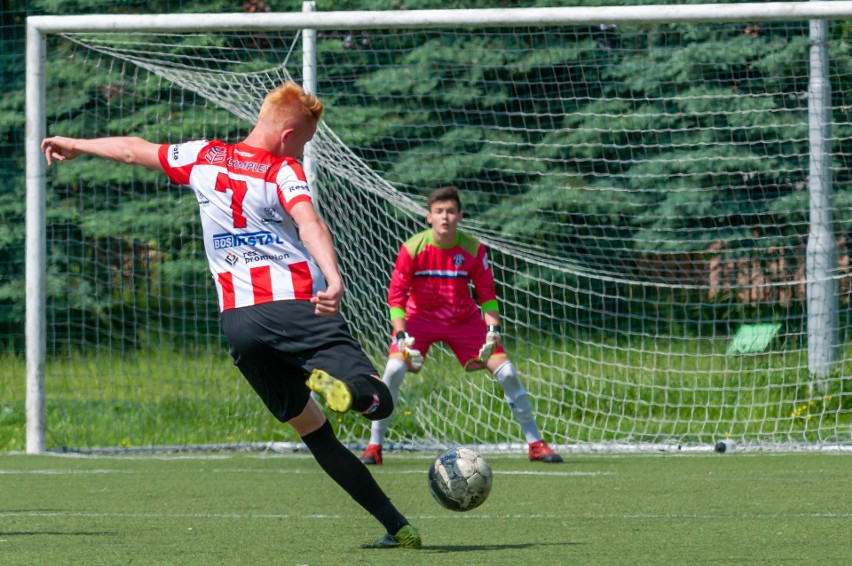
[362,391,394,421]
[494,361,525,396]
[360,377,395,421]
[358,359,408,420]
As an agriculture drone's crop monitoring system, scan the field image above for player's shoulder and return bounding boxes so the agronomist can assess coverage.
[401,230,431,257]
[166,138,222,165]
[456,230,483,257]
[272,155,308,184]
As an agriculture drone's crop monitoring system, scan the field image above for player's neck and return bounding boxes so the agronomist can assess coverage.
[242,126,276,154]
[430,229,458,248]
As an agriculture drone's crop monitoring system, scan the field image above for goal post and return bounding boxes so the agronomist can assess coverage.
[26,2,852,454]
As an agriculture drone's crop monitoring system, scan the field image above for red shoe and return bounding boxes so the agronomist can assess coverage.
[360,443,383,466]
[528,440,563,463]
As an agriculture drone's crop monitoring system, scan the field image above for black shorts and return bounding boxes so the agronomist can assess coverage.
[220,300,378,422]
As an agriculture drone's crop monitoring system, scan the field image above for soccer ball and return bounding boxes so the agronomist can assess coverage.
[427,446,493,512]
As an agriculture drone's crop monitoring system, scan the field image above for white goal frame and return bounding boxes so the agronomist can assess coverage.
[25,1,852,454]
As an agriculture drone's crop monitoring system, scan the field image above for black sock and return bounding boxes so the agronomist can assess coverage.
[301,420,409,533]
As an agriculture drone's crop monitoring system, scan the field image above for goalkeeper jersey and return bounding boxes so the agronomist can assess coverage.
[158,140,326,312]
[388,229,499,325]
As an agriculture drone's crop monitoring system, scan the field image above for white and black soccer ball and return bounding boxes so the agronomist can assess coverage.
[427,446,493,512]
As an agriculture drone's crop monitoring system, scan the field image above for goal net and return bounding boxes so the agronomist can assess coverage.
[28,4,852,453]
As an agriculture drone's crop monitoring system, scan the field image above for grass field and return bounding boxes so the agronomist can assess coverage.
[1,450,850,565]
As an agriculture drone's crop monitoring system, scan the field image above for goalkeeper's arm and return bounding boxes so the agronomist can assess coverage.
[390,316,407,337]
[389,314,424,371]
[478,308,502,363]
[483,309,499,329]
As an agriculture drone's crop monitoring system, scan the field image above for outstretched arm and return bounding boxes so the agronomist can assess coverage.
[41,136,163,172]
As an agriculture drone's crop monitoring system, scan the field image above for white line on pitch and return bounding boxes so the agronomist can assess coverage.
[0,467,611,478]
[207,468,612,477]
[496,470,614,476]
[0,469,132,475]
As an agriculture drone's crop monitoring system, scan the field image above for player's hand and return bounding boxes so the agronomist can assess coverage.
[311,280,343,317]
[41,136,81,167]
[395,331,424,371]
[477,326,501,363]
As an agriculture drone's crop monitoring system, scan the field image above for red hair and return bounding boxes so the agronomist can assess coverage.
[258,81,323,128]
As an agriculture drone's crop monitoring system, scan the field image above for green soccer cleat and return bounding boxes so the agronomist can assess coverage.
[365,524,422,549]
[306,369,352,413]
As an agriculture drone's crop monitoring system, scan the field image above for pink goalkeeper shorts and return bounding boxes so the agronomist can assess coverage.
[388,314,507,372]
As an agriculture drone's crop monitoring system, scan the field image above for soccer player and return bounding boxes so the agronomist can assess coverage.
[41,81,421,550]
[360,186,563,466]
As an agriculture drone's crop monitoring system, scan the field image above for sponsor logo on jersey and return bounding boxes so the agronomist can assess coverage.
[225,252,239,265]
[453,254,465,268]
[226,157,270,173]
[234,149,255,157]
[288,183,310,193]
[243,250,288,263]
[262,207,283,224]
[212,230,285,250]
[196,189,210,205]
[171,145,180,161]
[204,145,226,164]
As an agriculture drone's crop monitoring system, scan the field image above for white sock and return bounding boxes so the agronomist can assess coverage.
[369,358,407,446]
[494,361,542,444]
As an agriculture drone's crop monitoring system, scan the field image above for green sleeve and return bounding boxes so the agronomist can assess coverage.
[481,300,499,314]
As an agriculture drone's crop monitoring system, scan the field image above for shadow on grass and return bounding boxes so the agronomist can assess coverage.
[420,542,580,553]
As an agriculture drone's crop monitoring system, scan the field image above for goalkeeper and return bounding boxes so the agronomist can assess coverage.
[42,81,420,550]
[360,186,562,465]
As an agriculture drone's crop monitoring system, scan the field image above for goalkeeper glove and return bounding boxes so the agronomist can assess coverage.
[477,325,501,363]
[396,331,424,371]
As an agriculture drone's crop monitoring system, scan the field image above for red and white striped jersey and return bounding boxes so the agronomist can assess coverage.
[158,139,326,312]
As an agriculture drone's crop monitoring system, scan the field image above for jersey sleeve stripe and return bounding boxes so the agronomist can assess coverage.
[158,144,190,185]
[218,272,235,311]
[277,192,312,213]
[250,265,274,305]
[285,158,307,181]
[289,261,314,300]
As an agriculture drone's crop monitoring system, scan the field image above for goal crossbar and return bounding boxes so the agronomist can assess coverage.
[26,2,852,33]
